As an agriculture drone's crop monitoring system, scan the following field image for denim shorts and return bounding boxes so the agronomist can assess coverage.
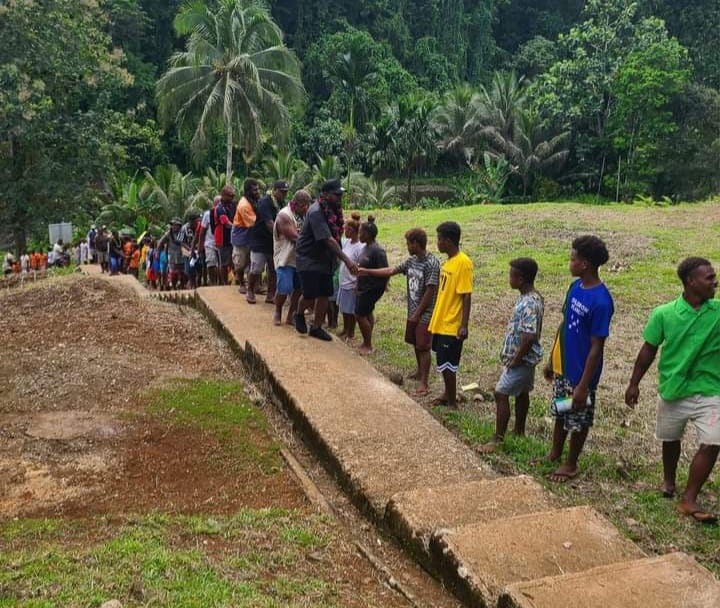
[276,266,300,295]
[495,363,536,397]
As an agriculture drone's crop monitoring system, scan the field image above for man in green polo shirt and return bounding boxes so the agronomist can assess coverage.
[625,257,720,524]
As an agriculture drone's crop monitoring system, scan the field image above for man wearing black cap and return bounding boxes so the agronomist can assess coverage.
[246,181,287,303]
[294,179,358,341]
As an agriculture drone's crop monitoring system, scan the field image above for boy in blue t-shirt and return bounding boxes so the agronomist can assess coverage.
[543,235,614,482]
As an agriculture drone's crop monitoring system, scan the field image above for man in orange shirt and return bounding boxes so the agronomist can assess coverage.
[231,178,259,293]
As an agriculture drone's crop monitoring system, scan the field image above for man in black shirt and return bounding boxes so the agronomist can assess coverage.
[294,179,359,341]
[246,181,287,303]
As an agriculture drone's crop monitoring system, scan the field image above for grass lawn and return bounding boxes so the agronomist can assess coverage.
[362,199,720,573]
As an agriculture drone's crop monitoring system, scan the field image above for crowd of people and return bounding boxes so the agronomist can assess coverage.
[41,177,717,524]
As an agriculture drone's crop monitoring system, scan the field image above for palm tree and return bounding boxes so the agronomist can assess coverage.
[331,41,379,194]
[483,110,570,197]
[477,71,527,141]
[352,176,400,209]
[140,164,206,219]
[156,0,305,184]
[393,95,438,204]
[432,84,483,166]
[262,146,311,192]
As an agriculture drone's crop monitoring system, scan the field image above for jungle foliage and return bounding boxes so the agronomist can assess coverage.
[2,0,720,248]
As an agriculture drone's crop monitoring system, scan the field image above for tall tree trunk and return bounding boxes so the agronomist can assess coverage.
[225,123,233,185]
[407,163,413,206]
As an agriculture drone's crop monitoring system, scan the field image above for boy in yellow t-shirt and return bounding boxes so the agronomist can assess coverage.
[428,221,473,407]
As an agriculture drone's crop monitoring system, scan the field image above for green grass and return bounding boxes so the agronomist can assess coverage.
[146,379,282,474]
[0,510,338,608]
[360,200,720,573]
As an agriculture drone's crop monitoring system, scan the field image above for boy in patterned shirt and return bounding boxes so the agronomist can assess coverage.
[480,258,543,452]
[358,228,440,395]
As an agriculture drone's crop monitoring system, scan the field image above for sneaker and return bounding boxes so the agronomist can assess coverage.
[294,313,307,334]
[237,285,247,294]
[246,291,256,304]
[308,326,332,341]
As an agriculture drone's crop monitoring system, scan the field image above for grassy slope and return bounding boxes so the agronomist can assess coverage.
[363,200,720,572]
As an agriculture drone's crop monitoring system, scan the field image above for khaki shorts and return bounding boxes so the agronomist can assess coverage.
[656,395,720,445]
[232,245,249,270]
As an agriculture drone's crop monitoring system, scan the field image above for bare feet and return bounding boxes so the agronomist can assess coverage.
[414,385,430,397]
[272,312,282,326]
[358,345,374,356]
[548,463,578,483]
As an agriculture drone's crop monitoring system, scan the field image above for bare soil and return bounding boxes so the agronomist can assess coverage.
[0,275,463,608]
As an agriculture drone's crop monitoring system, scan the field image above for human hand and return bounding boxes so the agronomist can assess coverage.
[571,386,589,411]
[457,325,468,340]
[357,267,368,276]
[408,314,420,325]
[624,384,639,409]
[348,262,359,275]
[543,363,554,382]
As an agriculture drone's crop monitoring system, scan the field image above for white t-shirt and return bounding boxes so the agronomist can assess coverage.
[339,240,364,290]
[201,210,216,248]
[20,254,30,272]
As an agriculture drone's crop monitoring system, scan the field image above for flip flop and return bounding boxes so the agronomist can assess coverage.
[548,469,578,483]
[661,488,675,499]
[677,505,718,524]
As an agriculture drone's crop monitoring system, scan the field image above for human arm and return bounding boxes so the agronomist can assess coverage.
[357,266,397,278]
[326,237,357,274]
[457,293,471,340]
[571,336,606,411]
[507,332,537,368]
[409,284,437,324]
[624,342,659,409]
[276,213,299,241]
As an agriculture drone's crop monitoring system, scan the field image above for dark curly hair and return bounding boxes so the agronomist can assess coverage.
[572,235,609,268]
[510,257,539,284]
[677,257,712,285]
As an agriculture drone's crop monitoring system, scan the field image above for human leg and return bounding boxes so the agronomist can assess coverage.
[514,392,530,436]
[357,315,373,354]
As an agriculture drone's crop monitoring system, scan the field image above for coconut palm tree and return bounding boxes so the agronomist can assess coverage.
[477,71,527,141]
[432,84,483,166]
[156,0,305,184]
[140,164,206,220]
[483,110,570,197]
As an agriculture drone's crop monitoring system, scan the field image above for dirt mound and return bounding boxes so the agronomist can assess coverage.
[0,276,305,518]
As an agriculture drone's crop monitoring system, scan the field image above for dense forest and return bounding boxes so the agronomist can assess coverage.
[2,0,720,248]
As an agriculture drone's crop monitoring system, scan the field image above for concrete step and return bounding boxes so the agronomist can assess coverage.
[498,552,720,608]
[431,506,644,608]
[386,476,554,565]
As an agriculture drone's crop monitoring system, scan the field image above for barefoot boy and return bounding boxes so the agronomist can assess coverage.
[543,235,613,482]
[625,257,719,523]
[480,258,543,451]
[358,228,440,395]
[428,222,473,408]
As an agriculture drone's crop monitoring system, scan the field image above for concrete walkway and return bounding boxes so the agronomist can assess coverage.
[85,268,720,607]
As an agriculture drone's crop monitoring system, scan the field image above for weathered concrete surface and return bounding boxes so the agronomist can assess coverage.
[80,272,717,608]
[498,552,720,608]
[197,287,489,518]
[386,477,554,561]
[432,506,644,607]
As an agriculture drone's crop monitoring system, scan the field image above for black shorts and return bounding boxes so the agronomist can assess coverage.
[355,288,385,317]
[432,334,463,373]
[298,271,334,300]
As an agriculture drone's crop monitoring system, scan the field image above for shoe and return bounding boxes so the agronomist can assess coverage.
[309,326,332,341]
[294,313,307,334]
[246,291,256,304]
[237,285,247,294]
[273,312,282,326]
